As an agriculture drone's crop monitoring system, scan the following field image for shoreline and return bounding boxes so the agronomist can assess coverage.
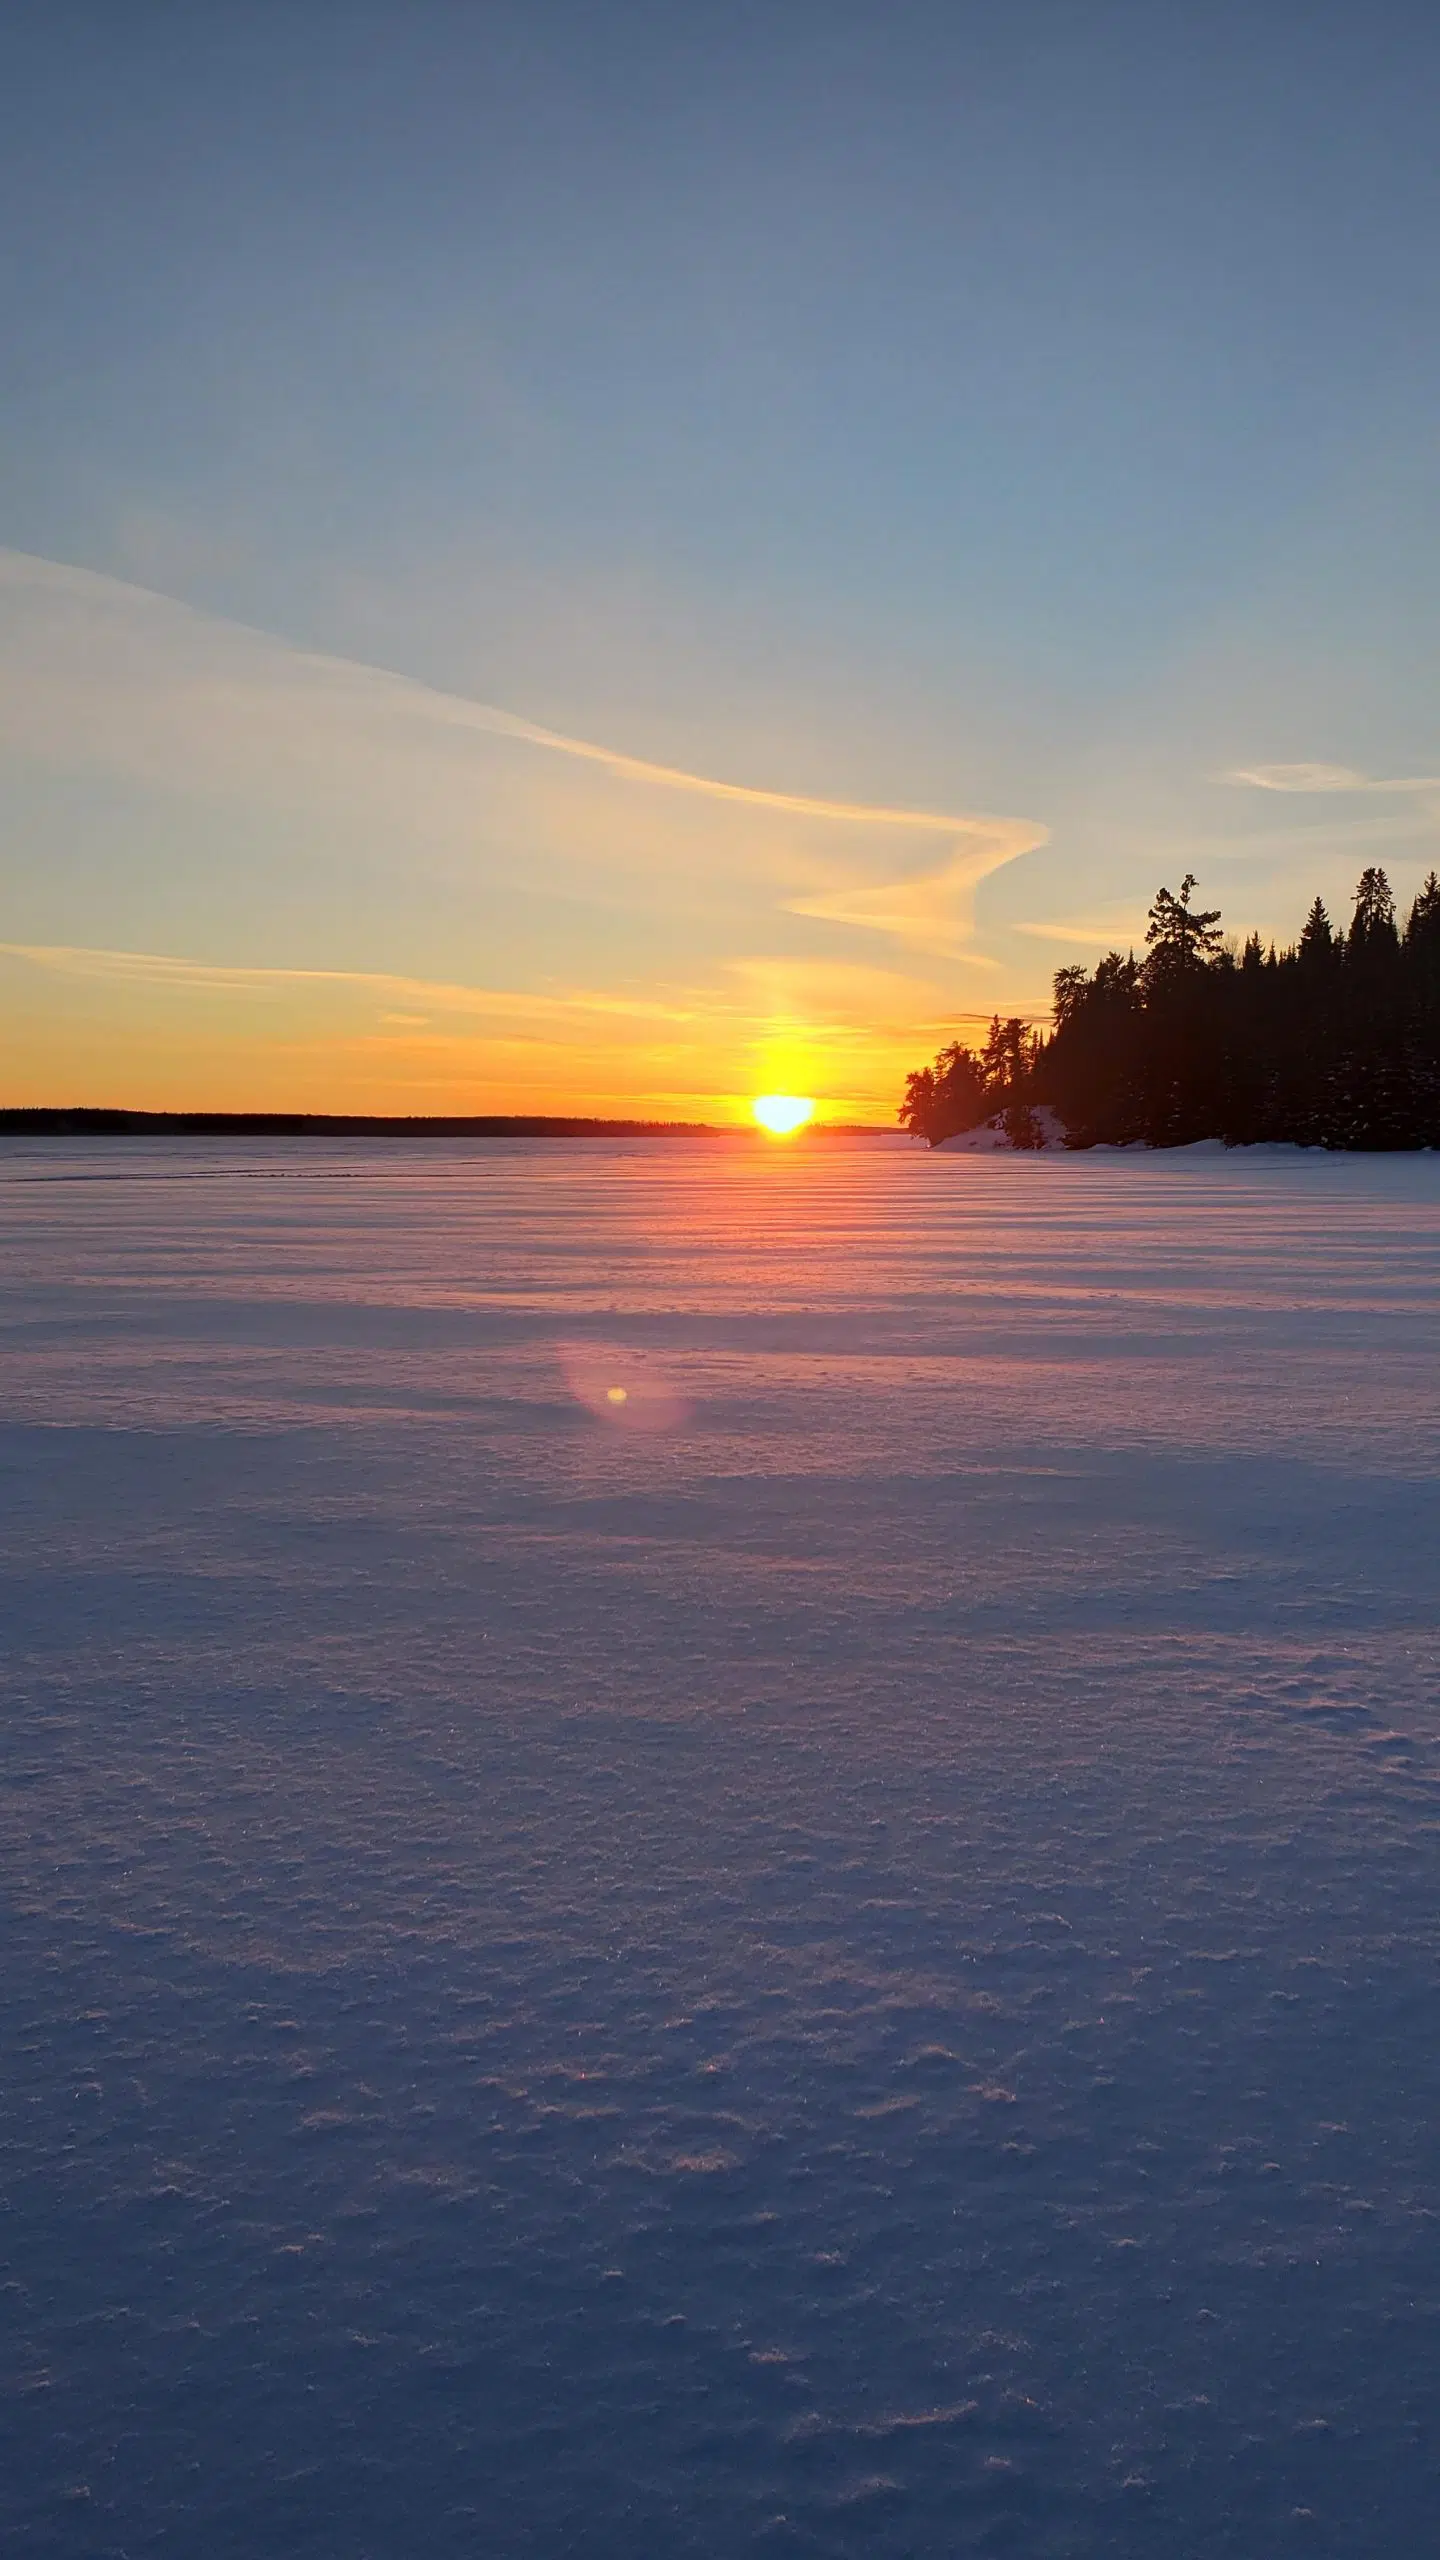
[0,1108,894,1138]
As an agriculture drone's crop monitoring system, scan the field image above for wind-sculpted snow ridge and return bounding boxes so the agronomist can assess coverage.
[4,1135,1440,2556]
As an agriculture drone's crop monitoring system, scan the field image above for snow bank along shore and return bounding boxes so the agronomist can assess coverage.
[936,1105,1435,1153]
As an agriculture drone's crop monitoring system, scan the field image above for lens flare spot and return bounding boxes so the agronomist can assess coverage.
[752,1094,814,1137]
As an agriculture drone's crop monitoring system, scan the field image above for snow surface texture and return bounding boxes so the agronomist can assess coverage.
[4,1135,1440,2559]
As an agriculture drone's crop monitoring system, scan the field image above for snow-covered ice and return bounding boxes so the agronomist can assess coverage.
[4,1134,1440,2557]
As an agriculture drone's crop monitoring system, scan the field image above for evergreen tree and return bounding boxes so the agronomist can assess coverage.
[1406,873,1440,962]
[1297,897,1337,973]
[1142,875,1223,992]
[981,1015,1034,1094]
[1349,867,1398,954]
[898,1040,988,1143]
[1002,1100,1046,1150]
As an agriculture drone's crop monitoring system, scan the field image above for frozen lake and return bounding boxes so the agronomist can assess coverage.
[4,1135,1440,2557]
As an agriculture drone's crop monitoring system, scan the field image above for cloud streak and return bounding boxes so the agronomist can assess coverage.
[0,940,703,1024]
[443,697,1001,835]
[1225,762,1440,795]
[1013,910,1151,951]
[784,831,1042,954]
[1,554,977,831]
[0,549,1045,952]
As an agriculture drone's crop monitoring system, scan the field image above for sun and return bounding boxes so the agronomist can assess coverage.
[751,1094,815,1137]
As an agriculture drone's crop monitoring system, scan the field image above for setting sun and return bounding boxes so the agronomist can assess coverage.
[751,1094,815,1136]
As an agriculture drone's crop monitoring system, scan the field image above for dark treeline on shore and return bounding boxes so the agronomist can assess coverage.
[901,868,1440,1149]
[0,1110,713,1138]
[0,1110,893,1140]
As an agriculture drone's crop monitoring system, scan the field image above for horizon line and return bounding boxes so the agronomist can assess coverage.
[0,1105,899,1136]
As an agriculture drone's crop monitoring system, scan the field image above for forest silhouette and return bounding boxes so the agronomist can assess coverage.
[900,868,1440,1149]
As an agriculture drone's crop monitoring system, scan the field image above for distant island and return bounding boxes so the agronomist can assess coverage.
[901,867,1440,1150]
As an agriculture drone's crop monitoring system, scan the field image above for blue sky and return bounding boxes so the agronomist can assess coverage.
[3,0,1439,1114]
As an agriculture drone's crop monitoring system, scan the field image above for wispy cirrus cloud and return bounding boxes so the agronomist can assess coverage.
[784,827,1041,955]
[1224,762,1440,794]
[1,937,963,1047]
[0,548,1044,957]
[1013,909,1151,951]
[0,939,701,1023]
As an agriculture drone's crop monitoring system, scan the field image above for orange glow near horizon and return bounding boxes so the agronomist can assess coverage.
[2,938,1007,1124]
[751,1093,815,1137]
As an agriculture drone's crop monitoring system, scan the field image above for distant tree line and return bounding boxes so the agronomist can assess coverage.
[900,868,1440,1148]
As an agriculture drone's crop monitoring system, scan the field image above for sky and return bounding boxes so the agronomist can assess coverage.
[3,0,1440,1121]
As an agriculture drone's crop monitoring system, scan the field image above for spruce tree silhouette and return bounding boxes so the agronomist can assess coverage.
[1142,875,1224,989]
